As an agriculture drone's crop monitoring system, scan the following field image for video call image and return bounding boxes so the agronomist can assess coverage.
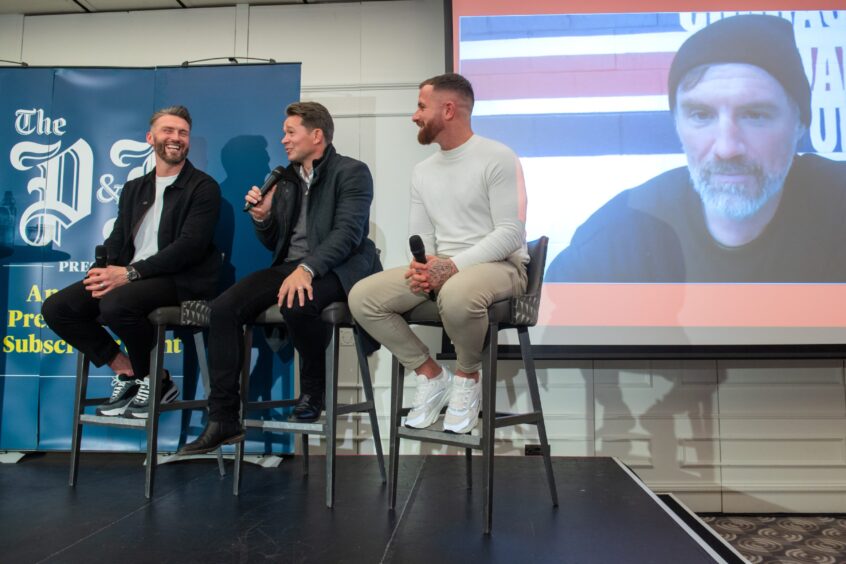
[454,4,846,344]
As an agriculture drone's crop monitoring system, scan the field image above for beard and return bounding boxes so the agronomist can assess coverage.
[154,139,189,165]
[689,157,790,220]
[416,118,442,145]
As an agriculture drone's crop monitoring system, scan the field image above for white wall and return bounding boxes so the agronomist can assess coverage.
[2,1,845,513]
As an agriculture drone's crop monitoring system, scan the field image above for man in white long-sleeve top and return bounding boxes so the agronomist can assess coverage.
[349,73,528,434]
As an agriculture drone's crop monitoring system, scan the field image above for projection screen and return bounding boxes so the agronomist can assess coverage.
[450,1,846,347]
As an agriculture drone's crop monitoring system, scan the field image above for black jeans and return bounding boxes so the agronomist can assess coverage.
[207,262,345,422]
[41,277,180,377]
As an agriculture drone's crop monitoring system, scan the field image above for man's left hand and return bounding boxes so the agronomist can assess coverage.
[406,256,457,294]
[83,266,130,299]
[278,266,314,308]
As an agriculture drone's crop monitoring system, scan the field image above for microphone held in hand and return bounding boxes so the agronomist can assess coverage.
[409,235,435,301]
[243,165,286,212]
[94,245,107,268]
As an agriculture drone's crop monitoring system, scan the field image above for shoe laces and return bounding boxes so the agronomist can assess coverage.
[449,379,478,410]
[134,378,150,403]
[109,375,134,400]
[412,376,439,407]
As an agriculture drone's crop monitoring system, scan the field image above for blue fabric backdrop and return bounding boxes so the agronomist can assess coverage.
[0,63,301,454]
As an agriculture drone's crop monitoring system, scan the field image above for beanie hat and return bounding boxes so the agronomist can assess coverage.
[668,14,811,127]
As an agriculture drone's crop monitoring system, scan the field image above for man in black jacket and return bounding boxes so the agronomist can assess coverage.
[179,101,380,454]
[42,105,222,418]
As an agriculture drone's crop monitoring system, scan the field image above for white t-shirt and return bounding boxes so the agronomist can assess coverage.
[132,174,177,262]
[409,134,528,270]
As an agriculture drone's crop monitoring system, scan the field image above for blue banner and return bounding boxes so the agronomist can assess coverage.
[0,64,301,454]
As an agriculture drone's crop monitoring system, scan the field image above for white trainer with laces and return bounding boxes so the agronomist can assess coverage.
[405,367,453,429]
[443,375,482,434]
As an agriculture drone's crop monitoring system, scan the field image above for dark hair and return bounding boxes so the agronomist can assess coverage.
[286,101,334,144]
[150,105,192,128]
[419,73,475,110]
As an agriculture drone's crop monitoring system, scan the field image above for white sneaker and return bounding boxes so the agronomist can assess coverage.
[443,375,481,434]
[405,367,453,429]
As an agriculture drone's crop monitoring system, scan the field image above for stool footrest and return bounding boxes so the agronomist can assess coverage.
[244,418,325,434]
[397,426,482,449]
[245,399,299,411]
[334,401,374,416]
[79,414,147,429]
[81,398,110,407]
[159,399,208,412]
[494,412,542,428]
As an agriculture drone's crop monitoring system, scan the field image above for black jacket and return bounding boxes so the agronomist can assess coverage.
[254,144,381,293]
[105,159,222,300]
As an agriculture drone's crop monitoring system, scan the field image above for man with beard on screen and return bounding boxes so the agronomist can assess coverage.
[42,105,221,419]
[547,14,846,283]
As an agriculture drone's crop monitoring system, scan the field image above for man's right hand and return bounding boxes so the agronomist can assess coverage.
[405,255,434,294]
[244,184,276,222]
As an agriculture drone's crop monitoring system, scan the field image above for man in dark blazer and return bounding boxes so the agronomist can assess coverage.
[179,101,381,454]
[42,105,222,419]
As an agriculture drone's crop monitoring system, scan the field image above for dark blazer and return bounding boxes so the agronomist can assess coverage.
[254,144,381,294]
[105,159,222,300]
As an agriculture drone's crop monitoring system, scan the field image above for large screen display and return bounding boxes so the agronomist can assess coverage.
[451,1,846,346]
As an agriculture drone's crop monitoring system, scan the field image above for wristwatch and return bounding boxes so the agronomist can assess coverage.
[126,265,141,282]
[299,263,315,278]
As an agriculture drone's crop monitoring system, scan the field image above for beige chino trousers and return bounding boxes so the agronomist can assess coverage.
[349,258,527,374]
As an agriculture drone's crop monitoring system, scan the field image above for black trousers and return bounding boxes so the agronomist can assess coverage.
[207,262,345,422]
[41,277,180,377]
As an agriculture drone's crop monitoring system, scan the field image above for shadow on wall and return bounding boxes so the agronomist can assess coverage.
[217,135,272,292]
[217,135,295,453]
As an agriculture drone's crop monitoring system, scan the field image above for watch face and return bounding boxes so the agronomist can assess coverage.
[127,268,140,281]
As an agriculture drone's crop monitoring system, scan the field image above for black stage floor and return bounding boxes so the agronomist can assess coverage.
[1,453,730,563]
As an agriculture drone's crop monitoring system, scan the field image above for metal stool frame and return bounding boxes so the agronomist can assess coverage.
[387,237,558,534]
[233,302,386,507]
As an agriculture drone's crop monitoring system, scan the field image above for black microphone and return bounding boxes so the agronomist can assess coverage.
[409,235,435,301]
[243,166,286,212]
[94,245,107,268]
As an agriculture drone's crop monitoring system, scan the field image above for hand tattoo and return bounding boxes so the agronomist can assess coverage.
[427,258,458,291]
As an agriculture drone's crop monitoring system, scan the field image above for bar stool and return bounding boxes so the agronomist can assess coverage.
[387,237,558,534]
[233,301,386,507]
[68,300,222,499]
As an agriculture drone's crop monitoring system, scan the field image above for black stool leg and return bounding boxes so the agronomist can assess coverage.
[301,433,309,475]
[481,322,498,535]
[519,327,558,506]
[69,352,89,487]
[193,330,225,477]
[388,355,403,510]
[324,323,341,507]
[233,326,252,496]
[465,448,472,489]
[354,329,386,483]
[144,323,166,499]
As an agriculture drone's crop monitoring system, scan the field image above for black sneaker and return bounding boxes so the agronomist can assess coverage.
[96,374,141,416]
[288,392,324,422]
[124,373,179,419]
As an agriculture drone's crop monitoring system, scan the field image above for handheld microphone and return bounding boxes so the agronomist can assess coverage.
[409,235,435,301]
[94,245,107,268]
[243,166,286,212]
